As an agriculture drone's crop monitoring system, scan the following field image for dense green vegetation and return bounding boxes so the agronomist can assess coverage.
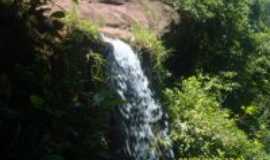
[164,0,270,159]
[0,1,112,159]
[0,0,270,159]
[164,75,269,159]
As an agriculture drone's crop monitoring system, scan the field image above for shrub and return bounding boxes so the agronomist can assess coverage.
[131,24,169,70]
[62,5,100,41]
[163,75,269,159]
[169,0,224,20]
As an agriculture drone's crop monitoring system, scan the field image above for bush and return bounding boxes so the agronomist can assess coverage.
[163,75,269,159]
[169,0,224,20]
[62,5,100,41]
[131,24,168,70]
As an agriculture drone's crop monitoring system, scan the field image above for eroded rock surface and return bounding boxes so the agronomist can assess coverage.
[49,0,178,39]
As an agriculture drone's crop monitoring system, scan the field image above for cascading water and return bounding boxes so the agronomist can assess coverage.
[103,36,174,160]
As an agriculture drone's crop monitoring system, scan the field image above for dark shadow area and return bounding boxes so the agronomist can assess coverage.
[0,1,111,160]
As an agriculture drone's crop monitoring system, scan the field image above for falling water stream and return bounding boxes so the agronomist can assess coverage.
[103,36,174,160]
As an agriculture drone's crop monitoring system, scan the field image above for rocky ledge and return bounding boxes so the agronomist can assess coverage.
[49,0,178,39]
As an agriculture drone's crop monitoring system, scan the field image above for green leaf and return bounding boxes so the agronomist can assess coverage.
[244,105,258,116]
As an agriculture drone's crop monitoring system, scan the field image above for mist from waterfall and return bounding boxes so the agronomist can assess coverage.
[103,36,174,160]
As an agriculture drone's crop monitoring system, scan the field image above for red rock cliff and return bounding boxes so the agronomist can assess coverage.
[49,0,178,39]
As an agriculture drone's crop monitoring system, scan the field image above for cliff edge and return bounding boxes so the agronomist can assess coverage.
[49,0,179,39]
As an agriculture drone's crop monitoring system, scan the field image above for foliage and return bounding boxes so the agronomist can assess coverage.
[131,24,171,88]
[164,0,270,158]
[62,7,100,41]
[0,0,113,160]
[88,52,107,83]
[1,0,270,159]
[250,0,270,30]
[169,0,225,20]
[231,30,270,136]
[164,75,269,159]
[131,24,169,70]
[164,0,252,75]
[64,15,100,41]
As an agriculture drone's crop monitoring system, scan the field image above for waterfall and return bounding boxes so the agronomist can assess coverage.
[103,36,174,160]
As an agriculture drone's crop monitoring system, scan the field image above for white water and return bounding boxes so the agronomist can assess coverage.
[103,36,174,160]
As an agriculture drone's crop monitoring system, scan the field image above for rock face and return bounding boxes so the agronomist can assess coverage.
[49,0,178,39]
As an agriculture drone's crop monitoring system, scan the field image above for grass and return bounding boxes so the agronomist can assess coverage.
[63,11,100,41]
[61,1,100,41]
[131,24,169,69]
